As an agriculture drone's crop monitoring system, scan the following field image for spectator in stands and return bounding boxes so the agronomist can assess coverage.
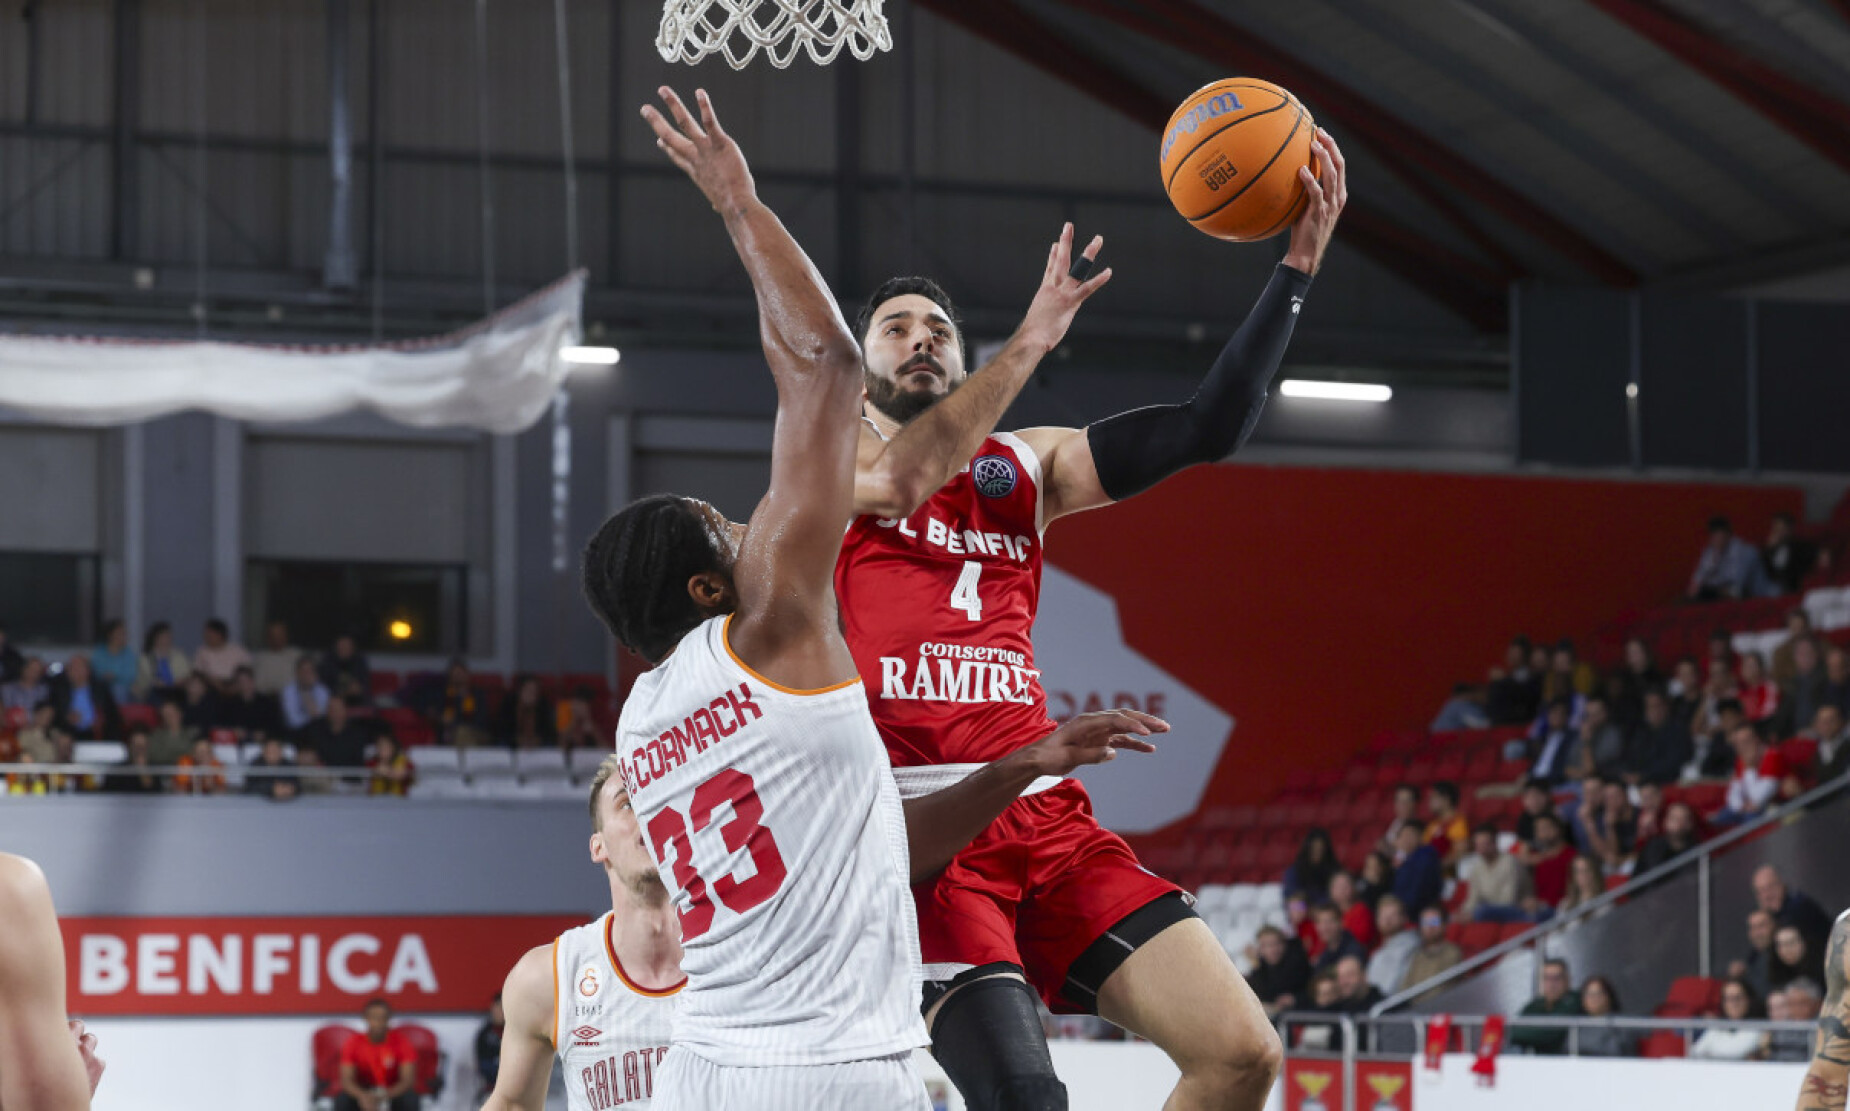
[1525,699,1579,788]
[1558,855,1609,920]
[1379,783,1423,855]
[103,728,163,794]
[12,702,55,764]
[1808,704,1850,786]
[1286,895,1316,954]
[178,672,218,731]
[1248,925,1312,1019]
[1,657,47,713]
[1581,780,1638,872]
[1576,976,1635,1057]
[281,655,331,734]
[1690,978,1765,1060]
[1767,980,1825,1062]
[1624,687,1692,787]
[1423,781,1469,865]
[1634,800,1699,874]
[432,658,489,747]
[1771,609,1817,686]
[1543,639,1598,703]
[1685,696,1744,782]
[1328,871,1377,951]
[1510,958,1582,1055]
[1825,646,1850,719]
[134,620,191,701]
[556,687,603,752]
[172,736,226,795]
[1706,628,1739,684]
[1668,657,1703,726]
[1515,782,1556,848]
[0,622,21,683]
[1729,909,1779,998]
[303,697,371,771]
[216,666,281,740]
[92,620,138,705]
[497,674,557,749]
[1713,725,1784,827]
[368,734,413,797]
[1519,813,1574,908]
[42,729,91,794]
[147,696,197,766]
[1632,781,1665,843]
[1309,902,1365,972]
[1333,954,1385,1046]
[192,618,251,694]
[251,621,298,696]
[1737,650,1781,727]
[245,734,299,801]
[1390,822,1443,915]
[50,654,122,741]
[1568,695,1627,781]
[1611,638,1662,731]
[1283,827,1338,905]
[1688,516,1766,601]
[1763,514,1821,597]
[1366,894,1418,997]
[474,994,505,1091]
[1431,683,1490,732]
[321,633,372,706]
[1486,636,1542,726]
[1462,823,1537,923]
[1756,864,1835,945]
[1401,905,1463,998]
[1356,851,1395,910]
[1784,637,1828,737]
[336,998,419,1111]
[1771,924,1826,992]
[1295,973,1345,1052]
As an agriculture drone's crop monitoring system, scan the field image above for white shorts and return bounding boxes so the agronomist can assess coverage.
[653,1048,931,1111]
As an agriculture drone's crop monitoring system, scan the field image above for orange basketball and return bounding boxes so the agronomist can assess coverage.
[1160,79,1316,242]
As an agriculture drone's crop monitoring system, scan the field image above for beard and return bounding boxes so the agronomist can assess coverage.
[864,355,959,425]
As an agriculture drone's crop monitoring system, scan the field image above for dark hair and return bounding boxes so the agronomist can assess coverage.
[234,665,254,680]
[1393,782,1419,799]
[854,276,965,359]
[582,495,730,663]
[143,621,171,654]
[1292,828,1338,891]
[1581,975,1622,1013]
[1255,925,1285,943]
[100,618,123,640]
[1721,976,1764,1019]
[364,997,390,1013]
[205,618,228,638]
[31,698,53,714]
[1431,781,1460,807]
[1554,638,1576,654]
[1547,697,1573,714]
[1511,634,1532,653]
[1775,511,1795,527]
[1472,821,1498,838]
[1542,957,1571,976]
[1708,515,1732,534]
[1716,697,1744,717]
[1311,901,1342,920]
[1788,607,1812,627]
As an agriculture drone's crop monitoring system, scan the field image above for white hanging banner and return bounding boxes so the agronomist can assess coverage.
[0,271,585,435]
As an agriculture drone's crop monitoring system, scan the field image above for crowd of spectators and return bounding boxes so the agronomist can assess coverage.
[0,617,615,799]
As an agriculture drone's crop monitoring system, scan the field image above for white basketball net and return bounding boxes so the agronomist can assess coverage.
[658,0,891,69]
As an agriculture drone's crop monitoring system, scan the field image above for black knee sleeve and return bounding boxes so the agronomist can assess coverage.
[929,975,1067,1111]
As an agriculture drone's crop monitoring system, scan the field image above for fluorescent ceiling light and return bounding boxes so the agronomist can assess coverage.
[1280,379,1391,403]
[561,345,621,366]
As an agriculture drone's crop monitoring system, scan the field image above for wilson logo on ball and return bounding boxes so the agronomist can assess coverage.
[972,455,1018,498]
[1160,92,1245,162]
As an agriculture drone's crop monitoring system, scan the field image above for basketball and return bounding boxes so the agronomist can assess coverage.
[1160,79,1317,242]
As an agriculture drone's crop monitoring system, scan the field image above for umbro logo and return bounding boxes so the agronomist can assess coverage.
[571,1024,602,1046]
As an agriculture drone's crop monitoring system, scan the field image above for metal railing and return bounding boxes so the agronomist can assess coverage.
[1371,771,1850,1015]
[0,760,584,794]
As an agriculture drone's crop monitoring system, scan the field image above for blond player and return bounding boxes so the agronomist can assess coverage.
[484,759,683,1111]
[0,853,107,1111]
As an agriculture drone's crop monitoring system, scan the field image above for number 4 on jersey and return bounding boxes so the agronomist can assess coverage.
[950,560,984,622]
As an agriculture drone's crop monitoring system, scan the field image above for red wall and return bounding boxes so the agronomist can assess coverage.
[1044,467,1802,820]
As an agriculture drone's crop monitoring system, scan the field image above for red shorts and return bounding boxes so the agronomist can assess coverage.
[912,779,1179,1013]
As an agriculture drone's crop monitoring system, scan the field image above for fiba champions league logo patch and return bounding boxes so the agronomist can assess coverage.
[972,455,1018,498]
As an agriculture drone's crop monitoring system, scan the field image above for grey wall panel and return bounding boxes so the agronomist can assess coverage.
[0,139,111,259]
[139,412,217,636]
[0,0,115,125]
[1638,292,1748,470]
[1758,302,1850,474]
[245,437,471,563]
[140,0,326,138]
[1516,283,1631,466]
[0,428,102,551]
[0,795,608,918]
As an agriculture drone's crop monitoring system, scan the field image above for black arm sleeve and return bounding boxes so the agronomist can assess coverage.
[1086,262,1311,501]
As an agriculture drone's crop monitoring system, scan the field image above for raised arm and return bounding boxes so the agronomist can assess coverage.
[482,946,556,1111]
[855,225,1112,519]
[642,88,862,689]
[1017,129,1348,524]
[0,854,100,1111]
[1797,910,1850,1111]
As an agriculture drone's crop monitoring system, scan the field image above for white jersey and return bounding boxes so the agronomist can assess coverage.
[616,615,928,1067]
[551,913,681,1110]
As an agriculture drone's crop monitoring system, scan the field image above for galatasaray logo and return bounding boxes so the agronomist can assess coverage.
[972,455,1017,498]
[578,968,600,997]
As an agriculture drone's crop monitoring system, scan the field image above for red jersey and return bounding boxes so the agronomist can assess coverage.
[836,431,1055,768]
[341,1029,413,1087]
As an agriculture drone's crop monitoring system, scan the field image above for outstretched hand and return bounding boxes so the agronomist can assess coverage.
[1283,127,1347,276]
[641,87,756,214]
[1022,708,1168,778]
[1018,223,1114,352]
[71,1019,105,1096]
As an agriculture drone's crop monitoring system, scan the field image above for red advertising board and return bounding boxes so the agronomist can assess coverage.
[1283,1058,1413,1111]
[62,915,582,1016]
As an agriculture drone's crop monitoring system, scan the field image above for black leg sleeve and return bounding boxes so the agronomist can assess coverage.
[1086,262,1312,501]
[930,977,1068,1111]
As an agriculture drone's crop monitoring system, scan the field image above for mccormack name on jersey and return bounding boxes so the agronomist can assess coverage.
[878,641,1041,706]
[619,682,764,795]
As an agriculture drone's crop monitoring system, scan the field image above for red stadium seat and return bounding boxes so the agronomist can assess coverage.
[1638,1031,1687,1058]
[310,1024,353,1099]
[120,703,159,730]
[1342,763,1374,789]
[1496,922,1529,945]
[1197,806,1239,832]
[3,706,28,731]
[1458,922,1501,956]
[369,670,402,699]
[1663,976,1723,1017]
[1680,782,1728,815]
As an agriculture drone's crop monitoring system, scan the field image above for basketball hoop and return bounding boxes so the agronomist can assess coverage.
[658,0,891,70]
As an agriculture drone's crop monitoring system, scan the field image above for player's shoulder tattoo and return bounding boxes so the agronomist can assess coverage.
[1815,912,1850,1069]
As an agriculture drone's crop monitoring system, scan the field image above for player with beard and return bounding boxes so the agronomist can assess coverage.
[836,132,1348,1110]
[483,757,683,1110]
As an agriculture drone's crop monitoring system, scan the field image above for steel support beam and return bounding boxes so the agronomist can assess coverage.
[324,0,358,290]
[1057,0,1639,285]
[915,0,1508,330]
[836,61,862,296]
[1586,0,1850,176]
[111,0,142,261]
